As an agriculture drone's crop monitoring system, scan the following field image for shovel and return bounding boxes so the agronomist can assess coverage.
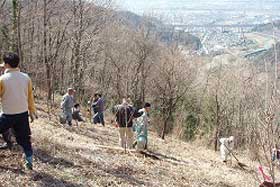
[223,143,248,170]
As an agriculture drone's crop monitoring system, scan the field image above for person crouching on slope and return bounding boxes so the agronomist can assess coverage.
[0,52,37,170]
[72,103,85,123]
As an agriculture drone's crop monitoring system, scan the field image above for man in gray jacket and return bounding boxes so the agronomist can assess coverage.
[61,88,75,126]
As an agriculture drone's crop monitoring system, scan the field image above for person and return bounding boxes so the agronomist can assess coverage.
[115,98,142,149]
[272,144,280,164]
[0,52,37,170]
[72,103,85,123]
[92,93,105,126]
[219,136,234,162]
[0,66,14,150]
[61,88,75,126]
[91,94,99,116]
[133,103,151,150]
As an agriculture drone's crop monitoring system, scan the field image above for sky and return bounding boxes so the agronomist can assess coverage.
[114,0,168,14]
[113,0,277,15]
[113,0,216,13]
[114,0,236,11]
[113,0,280,25]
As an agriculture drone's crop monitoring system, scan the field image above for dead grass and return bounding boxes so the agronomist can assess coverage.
[0,104,263,186]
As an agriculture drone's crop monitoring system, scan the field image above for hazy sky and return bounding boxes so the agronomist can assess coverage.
[113,0,216,13]
[114,0,235,11]
[114,0,169,13]
[113,0,276,14]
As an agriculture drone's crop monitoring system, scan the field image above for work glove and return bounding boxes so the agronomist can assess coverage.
[29,112,38,123]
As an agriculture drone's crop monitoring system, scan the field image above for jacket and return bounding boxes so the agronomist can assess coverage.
[92,97,105,113]
[61,94,74,112]
[115,104,142,128]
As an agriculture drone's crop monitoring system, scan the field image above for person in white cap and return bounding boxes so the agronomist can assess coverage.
[61,88,75,126]
[133,102,151,150]
[219,136,234,162]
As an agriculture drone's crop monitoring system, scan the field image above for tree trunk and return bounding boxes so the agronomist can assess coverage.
[46,63,52,101]
[161,107,173,139]
[43,0,51,100]
[17,2,23,67]
[214,94,221,151]
[161,119,168,140]
[11,0,18,52]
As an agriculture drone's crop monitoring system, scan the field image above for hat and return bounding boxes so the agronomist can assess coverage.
[67,88,76,92]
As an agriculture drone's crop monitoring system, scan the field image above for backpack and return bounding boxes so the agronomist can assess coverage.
[116,105,133,127]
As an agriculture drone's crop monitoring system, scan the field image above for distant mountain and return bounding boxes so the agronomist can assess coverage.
[253,20,280,32]
[113,11,168,31]
[114,11,202,50]
[115,11,145,28]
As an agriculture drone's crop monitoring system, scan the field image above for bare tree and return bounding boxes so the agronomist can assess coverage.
[151,46,196,139]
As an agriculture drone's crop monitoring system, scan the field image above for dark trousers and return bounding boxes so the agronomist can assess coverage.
[0,112,32,157]
[72,112,84,122]
[93,112,104,126]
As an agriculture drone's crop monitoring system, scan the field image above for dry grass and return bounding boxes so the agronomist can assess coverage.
[0,104,263,186]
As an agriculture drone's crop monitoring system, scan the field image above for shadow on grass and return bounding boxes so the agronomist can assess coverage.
[34,148,75,168]
[0,157,81,187]
[145,150,190,165]
[31,171,83,187]
[102,164,145,186]
[64,126,119,145]
[0,165,25,174]
[33,142,145,186]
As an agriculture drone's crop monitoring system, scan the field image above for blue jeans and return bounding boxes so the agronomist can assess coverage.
[63,110,72,126]
[93,112,104,126]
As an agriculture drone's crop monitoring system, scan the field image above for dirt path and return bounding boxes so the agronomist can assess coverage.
[0,109,262,186]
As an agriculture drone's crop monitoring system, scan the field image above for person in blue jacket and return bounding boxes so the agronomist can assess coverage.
[134,103,151,150]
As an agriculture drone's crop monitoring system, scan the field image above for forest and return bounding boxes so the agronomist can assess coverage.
[1,0,280,184]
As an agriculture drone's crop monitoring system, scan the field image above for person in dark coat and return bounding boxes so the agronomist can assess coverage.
[92,93,105,126]
[115,98,142,149]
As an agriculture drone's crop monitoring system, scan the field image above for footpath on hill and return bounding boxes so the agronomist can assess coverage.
[0,105,261,187]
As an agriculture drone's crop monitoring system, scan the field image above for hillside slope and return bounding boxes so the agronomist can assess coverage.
[0,104,261,187]
[115,11,202,50]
